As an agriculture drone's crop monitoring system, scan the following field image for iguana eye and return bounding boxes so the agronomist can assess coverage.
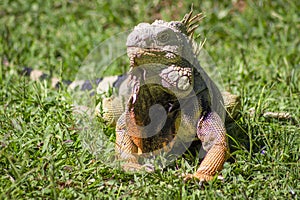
[157,32,170,43]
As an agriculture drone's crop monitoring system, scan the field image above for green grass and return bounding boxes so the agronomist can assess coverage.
[1,0,299,199]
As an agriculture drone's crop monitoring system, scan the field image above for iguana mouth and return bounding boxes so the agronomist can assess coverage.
[127,47,181,68]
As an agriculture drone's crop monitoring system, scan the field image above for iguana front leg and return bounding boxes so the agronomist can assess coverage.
[115,113,154,172]
[115,113,140,170]
[185,111,228,182]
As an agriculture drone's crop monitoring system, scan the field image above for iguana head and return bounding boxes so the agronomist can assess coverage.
[126,10,203,95]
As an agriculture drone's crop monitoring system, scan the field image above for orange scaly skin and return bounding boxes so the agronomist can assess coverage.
[187,112,228,181]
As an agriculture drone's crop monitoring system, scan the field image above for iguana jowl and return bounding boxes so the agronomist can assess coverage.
[112,10,229,182]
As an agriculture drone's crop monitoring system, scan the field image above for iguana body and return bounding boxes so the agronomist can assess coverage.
[101,10,230,182]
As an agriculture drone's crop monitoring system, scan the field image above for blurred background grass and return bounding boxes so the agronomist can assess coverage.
[0,0,299,198]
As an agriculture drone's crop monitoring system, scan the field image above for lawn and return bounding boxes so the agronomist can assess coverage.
[0,0,299,199]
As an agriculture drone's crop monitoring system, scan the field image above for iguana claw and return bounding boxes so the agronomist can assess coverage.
[183,173,224,183]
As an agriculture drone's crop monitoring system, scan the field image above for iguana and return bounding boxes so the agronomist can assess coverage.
[14,10,240,183]
[97,10,232,182]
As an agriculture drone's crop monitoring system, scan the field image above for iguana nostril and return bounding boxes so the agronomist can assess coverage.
[145,39,151,47]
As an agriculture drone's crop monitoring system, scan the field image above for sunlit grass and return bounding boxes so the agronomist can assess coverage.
[0,0,299,198]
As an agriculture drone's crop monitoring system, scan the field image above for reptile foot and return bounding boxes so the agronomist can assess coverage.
[183,173,224,185]
[183,173,214,183]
